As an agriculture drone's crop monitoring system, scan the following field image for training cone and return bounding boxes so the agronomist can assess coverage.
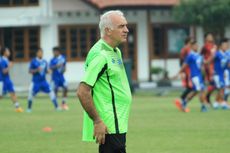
[42,127,52,132]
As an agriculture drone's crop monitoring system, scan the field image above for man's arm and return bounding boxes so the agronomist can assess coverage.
[2,67,10,74]
[50,63,63,70]
[29,67,41,74]
[77,82,101,123]
[172,63,188,80]
[2,61,13,74]
[77,82,108,144]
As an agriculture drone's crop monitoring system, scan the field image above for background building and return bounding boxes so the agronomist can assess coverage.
[0,0,230,90]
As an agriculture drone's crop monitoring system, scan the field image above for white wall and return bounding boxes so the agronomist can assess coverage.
[150,10,175,23]
[126,10,150,81]
[52,0,94,12]
[151,59,180,79]
[196,26,204,52]
[65,62,85,84]
[0,0,52,27]
[10,63,31,90]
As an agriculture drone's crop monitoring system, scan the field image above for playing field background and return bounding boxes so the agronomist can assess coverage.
[0,91,230,153]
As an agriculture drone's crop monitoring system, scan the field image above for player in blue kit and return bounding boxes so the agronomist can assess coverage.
[224,49,230,102]
[175,40,208,112]
[0,55,3,99]
[209,38,229,109]
[49,47,69,110]
[0,47,23,112]
[27,48,59,112]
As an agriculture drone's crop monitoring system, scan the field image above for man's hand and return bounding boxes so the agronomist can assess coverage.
[9,62,13,68]
[94,120,108,145]
[171,73,180,80]
[37,67,42,72]
[56,63,63,68]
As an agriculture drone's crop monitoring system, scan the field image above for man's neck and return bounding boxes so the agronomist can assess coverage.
[102,37,118,49]
[3,55,8,59]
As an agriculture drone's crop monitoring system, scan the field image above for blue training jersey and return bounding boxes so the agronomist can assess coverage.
[214,50,228,77]
[0,56,2,81]
[225,50,230,72]
[185,51,203,78]
[0,56,11,81]
[49,55,66,81]
[29,58,48,83]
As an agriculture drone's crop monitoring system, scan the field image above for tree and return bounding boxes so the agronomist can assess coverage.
[173,0,230,37]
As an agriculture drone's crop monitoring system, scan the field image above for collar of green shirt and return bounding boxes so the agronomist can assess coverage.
[100,39,118,52]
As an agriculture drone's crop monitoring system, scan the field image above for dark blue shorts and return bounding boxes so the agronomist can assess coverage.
[3,79,15,94]
[213,75,225,89]
[51,78,68,89]
[30,81,51,96]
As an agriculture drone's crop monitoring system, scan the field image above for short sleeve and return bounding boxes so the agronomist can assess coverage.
[81,54,107,87]
[1,60,7,70]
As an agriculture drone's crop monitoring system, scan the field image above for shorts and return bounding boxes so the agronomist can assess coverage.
[191,76,205,91]
[213,75,225,89]
[3,79,15,94]
[99,133,126,153]
[0,81,3,96]
[29,81,51,96]
[51,78,68,90]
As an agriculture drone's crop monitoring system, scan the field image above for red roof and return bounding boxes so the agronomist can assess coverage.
[85,0,179,9]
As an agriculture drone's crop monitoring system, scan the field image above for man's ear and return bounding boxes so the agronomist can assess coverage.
[105,27,111,36]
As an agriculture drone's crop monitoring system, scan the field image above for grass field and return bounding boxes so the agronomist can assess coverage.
[0,92,230,153]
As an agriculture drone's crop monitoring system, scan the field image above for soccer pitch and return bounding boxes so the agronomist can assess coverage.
[0,93,230,153]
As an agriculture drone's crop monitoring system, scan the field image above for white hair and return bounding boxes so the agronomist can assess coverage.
[99,10,124,37]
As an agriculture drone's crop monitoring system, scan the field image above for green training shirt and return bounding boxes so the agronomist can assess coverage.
[81,39,132,141]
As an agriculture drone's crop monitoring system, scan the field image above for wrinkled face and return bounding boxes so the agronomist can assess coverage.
[106,14,129,45]
[221,42,229,51]
[206,34,214,42]
[37,49,43,59]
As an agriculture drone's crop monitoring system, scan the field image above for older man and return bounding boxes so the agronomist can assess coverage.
[77,10,132,153]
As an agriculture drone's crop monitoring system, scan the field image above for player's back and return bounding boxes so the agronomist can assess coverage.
[0,56,10,81]
[186,51,203,78]
[30,58,48,83]
[50,55,66,80]
[214,51,228,76]
[225,50,230,70]
[0,56,2,81]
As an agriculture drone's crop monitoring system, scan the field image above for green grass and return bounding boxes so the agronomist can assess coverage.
[0,93,230,153]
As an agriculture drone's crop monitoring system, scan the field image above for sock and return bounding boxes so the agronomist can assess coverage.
[28,100,33,109]
[180,88,192,100]
[49,91,58,109]
[62,97,67,104]
[14,102,20,108]
[206,93,211,103]
[52,99,58,108]
[181,99,187,108]
[213,101,219,108]
[201,104,207,110]
[224,89,229,101]
[220,101,229,107]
